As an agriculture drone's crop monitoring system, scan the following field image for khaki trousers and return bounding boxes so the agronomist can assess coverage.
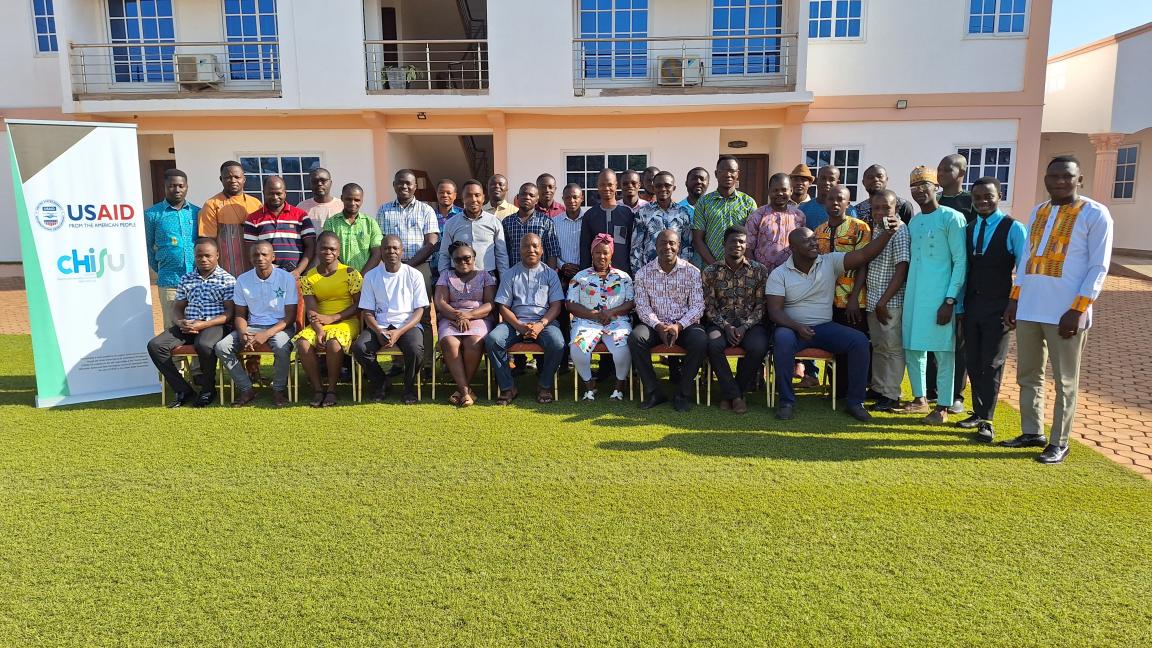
[868,307,905,400]
[157,286,180,330]
[1015,320,1088,447]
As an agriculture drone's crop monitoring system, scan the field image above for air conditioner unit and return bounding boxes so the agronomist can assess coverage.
[174,54,222,88]
[657,56,701,86]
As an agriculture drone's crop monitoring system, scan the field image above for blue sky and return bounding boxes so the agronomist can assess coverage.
[1048,0,1152,56]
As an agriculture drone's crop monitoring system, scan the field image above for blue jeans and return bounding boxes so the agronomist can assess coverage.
[773,322,869,407]
[486,322,565,391]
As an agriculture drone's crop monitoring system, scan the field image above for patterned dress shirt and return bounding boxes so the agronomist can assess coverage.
[815,216,872,309]
[374,199,440,263]
[702,257,769,329]
[630,201,694,274]
[865,221,910,311]
[745,203,805,276]
[692,190,758,262]
[634,257,705,329]
[144,199,200,287]
[174,266,236,321]
[503,211,562,267]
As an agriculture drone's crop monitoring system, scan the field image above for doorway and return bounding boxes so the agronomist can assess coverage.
[734,154,769,206]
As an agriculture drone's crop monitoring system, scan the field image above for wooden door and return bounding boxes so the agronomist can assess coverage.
[734,154,769,207]
[149,159,177,205]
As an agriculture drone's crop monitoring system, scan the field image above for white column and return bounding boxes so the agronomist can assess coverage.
[1088,133,1125,207]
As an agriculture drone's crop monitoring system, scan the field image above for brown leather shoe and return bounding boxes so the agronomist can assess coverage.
[731,397,748,414]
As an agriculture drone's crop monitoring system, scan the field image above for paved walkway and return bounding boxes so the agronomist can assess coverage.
[1,263,1149,477]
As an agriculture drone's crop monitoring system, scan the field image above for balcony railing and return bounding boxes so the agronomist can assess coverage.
[69,41,281,99]
[572,34,798,95]
[364,40,488,93]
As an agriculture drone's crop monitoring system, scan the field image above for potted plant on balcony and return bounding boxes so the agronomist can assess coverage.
[384,64,418,90]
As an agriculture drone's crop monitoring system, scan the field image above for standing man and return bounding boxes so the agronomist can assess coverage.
[243,176,316,278]
[554,182,586,372]
[703,226,769,414]
[899,166,967,424]
[630,229,707,413]
[145,168,199,329]
[957,177,1027,441]
[430,179,463,284]
[937,154,976,223]
[504,182,561,268]
[692,155,757,267]
[799,165,856,231]
[863,190,911,413]
[581,169,635,271]
[678,167,710,210]
[296,167,342,230]
[815,186,871,335]
[437,179,509,278]
[1003,156,1112,464]
[486,174,517,219]
[199,160,262,277]
[619,170,649,213]
[534,173,565,218]
[854,164,915,227]
[640,166,661,200]
[631,170,694,274]
[746,173,805,276]
[789,164,815,208]
[323,182,382,275]
[146,238,235,408]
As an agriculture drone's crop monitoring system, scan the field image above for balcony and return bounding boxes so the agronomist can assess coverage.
[572,34,798,96]
[69,41,281,100]
[363,40,488,94]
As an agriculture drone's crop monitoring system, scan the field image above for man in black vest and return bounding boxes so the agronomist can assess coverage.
[956,177,1028,442]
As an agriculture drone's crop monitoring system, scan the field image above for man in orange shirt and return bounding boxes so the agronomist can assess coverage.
[198,160,263,277]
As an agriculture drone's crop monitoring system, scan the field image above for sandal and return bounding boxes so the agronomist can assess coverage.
[232,389,258,408]
[537,389,554,405]
[321,391,338,407]
[448,390,463,406]
[495,388,518,406]
[459,388,475,408]
[309,391,325,408]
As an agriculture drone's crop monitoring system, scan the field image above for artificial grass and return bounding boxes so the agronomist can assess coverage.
[0,333,1149,647]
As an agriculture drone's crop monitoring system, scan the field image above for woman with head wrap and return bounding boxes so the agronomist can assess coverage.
[565,233,635,401]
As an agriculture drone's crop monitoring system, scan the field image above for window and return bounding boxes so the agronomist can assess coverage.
[808,0,862,39]
[225,0,280,81]
[1114,145,1139,201]
[958,145,1014,202]
[712,0,784,75]
[565,152,649,203]
[107,0,176,83]
[32,0,57,54]
[578,0,648,79]
[968,0,1027,35]
[239,155,322,206]
[803,148,861,201]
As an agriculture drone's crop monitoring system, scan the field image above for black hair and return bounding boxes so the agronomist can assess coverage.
[164,168,187,182]
[219,160,242,175]
[723,225,748,241]
[194,236,219,250]
[716,155,739,168]
[341,182,363,195]
[971,176,1002,193]
[768,172,791,186]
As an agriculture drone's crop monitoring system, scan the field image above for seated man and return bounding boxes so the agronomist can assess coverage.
[351,235,429,404]
[486,233,566,405]
[629,229,707,413]
[767,221,899,422]
[215,241,298,407]
[147,237,236,408]
[703,225,769,414]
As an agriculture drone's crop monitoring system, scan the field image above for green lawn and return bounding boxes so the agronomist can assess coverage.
[0,333,1149,646]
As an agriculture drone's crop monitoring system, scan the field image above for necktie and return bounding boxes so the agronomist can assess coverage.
[975,218,988,256]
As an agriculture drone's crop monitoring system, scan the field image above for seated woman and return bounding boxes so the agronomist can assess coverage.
[434,241,496,407]
[567,233,635,401]
[294,232,363,407]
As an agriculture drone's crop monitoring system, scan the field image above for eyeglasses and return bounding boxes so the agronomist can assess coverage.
[452,255,474,263]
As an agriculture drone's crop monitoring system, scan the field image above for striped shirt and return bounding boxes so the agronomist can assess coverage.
[174,266,236,321]
[553,211,586,267]
[692,190,757,262]
[243,204,317,271]
[375,199,440,263]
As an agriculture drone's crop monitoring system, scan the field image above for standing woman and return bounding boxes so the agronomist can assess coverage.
[434,241,497,407]
[567,233,635,401]
[295,231,363,407]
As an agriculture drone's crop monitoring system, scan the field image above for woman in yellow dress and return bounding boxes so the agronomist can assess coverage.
[294,232,363,407]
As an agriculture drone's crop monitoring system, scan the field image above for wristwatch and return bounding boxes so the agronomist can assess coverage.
[944,297,957,306]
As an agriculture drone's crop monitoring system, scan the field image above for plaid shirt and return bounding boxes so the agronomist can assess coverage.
[702,257,768,329]
[634,257,704,329]
[692,190,757,261]
[503,211,562,267]
[815,216,871,309]
[174,266,235,321]
[631,201,694,275]
[375,199,439,262]
[866,221,910,311]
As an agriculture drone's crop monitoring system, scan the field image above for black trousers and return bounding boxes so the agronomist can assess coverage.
[963,311,1011,420]
[629,324,707,400]
[147,325,227,395]
[706,324,770,400]
[352,327,424,395]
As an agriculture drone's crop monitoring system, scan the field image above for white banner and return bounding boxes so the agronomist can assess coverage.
[8,119,158,407]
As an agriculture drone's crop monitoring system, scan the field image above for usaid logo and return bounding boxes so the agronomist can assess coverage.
[34,200,65,231]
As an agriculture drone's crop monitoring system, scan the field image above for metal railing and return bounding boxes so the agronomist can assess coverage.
[364,40,488,92]
[69,41,281,97]
[572,34,798,93]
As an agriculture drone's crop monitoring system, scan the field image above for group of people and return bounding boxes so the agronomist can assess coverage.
[144,150,1112,464]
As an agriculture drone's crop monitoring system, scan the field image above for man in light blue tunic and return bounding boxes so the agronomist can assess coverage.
[899,166,968,424]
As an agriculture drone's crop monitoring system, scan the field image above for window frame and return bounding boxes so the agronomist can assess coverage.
[575,0,650,81]
[222,0,281,83]
[709,0,786,77]
[32,0,58,55]
[564,151,651,205]
[104,0,178,84]
[955,143,1016,205]
[1113,144,1139,203]
[806,0,866,42]
[965,0,1029,39]
[236,153,324,206]
[802,146,864,203]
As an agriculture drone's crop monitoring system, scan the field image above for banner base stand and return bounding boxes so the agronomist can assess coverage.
[36,384,161,409]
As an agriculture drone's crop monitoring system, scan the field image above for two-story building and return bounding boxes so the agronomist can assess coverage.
[0,0,1051,263]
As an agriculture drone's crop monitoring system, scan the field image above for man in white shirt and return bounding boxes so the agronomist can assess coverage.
[1003,156,1113,464]
[215,242,298,407]
[352,235,430,404]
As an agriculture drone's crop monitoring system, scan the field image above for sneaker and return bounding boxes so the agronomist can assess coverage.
[581,390,596,401]
[975,421,995,443]
[948,399,966,415]
[609,390,625,401]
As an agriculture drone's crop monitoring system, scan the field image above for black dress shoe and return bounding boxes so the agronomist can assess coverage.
[167,391,194,409]
[775,403,795,420]
[191,390,216,408]
[975,422,995,443]
[845,404,872,422]
[1036,444,1069,464]
[957,414,984,429]
[999,433,1048,448]
[639,394,667,410]
[672,395,691,412]
[865,388,884,401]
[869,397,896,412]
